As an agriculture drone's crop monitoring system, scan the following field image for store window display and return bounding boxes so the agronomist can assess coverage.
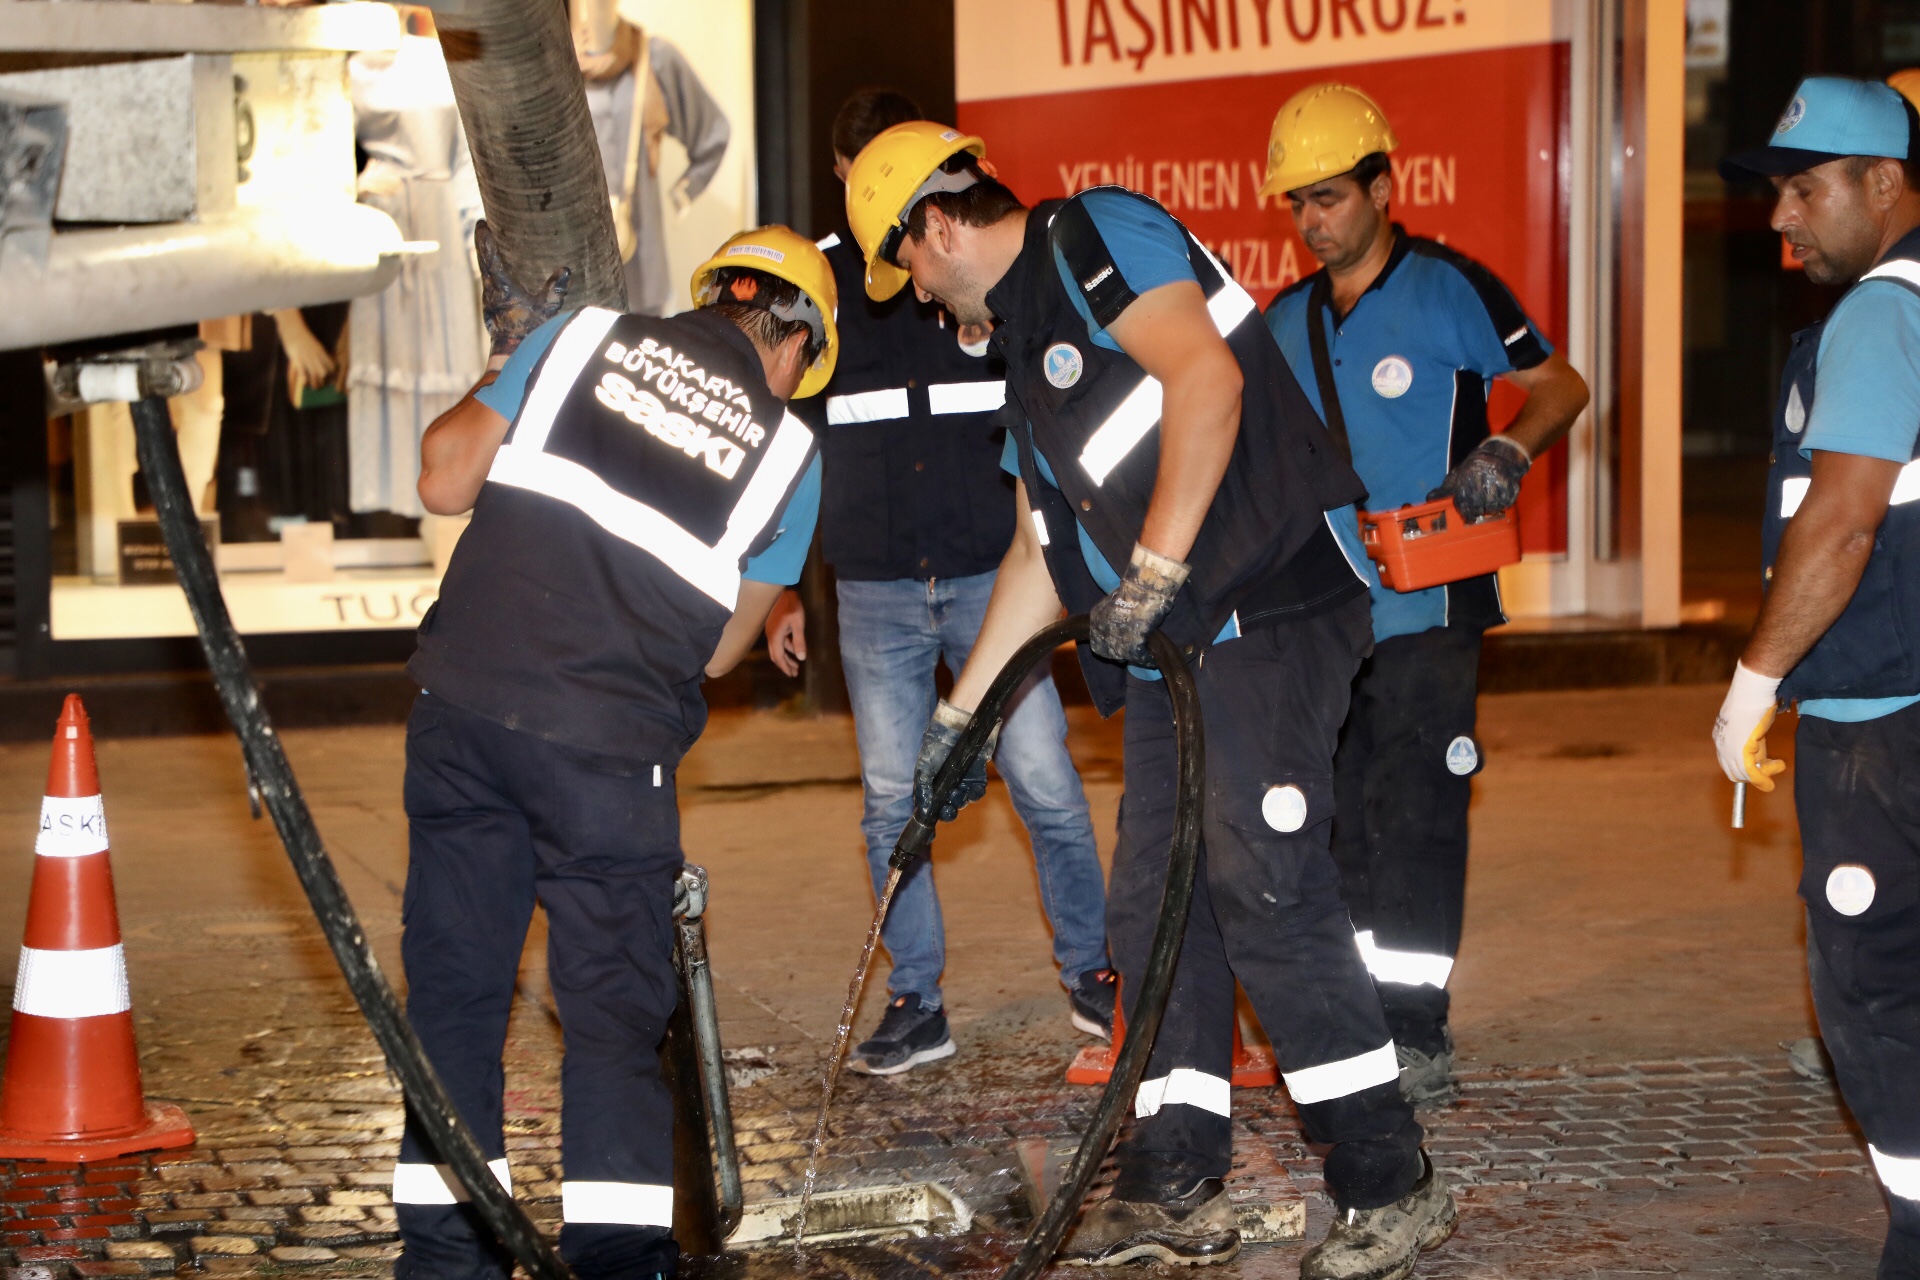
[572,0,730,316]
[346,9,488,521]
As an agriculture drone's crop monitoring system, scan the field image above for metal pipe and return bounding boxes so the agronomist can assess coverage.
[433,0,627,311]
[673,869,744,1236]
[127,397,574,1280]
[0,205,403,351]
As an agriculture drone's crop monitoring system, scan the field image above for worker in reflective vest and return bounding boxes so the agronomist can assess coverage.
[393,223,833,1280]
[1260,84,1590,1108]
[846,122,1456,1278]
[1717,77,1920,1280]
[765,90,1113,1075]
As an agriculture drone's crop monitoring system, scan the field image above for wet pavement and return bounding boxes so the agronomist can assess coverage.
[0,684,1888,1277]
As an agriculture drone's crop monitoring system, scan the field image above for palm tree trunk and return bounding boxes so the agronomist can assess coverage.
[435,0,628,312]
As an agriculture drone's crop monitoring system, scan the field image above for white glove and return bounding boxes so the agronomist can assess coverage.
[1713,662,1786,791]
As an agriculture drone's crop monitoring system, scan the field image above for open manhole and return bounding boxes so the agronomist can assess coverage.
[727,1183,973,1248]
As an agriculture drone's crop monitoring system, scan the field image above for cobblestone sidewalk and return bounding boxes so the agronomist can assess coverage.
[0,1027,1877,1280]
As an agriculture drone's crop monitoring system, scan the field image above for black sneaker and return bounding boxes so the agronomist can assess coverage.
[848,994,955,1076]
[1070,967,1118,1040]
[1060,1177,1240,1266]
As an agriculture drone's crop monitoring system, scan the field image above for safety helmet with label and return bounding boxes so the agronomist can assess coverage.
[1890,68,1920,113]
[845,120,988,301]
[1260,82,1398,198]
[690,226,841,400]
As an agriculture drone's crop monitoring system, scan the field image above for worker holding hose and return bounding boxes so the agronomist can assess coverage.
[846,125,1454,1276]
[1261,85,1589,1107]
[393,223,834,1280]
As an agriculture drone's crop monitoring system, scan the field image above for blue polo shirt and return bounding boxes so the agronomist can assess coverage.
[1795,279,1920,722]
[998,189,1369,676]
[480,311,821,589]
[1265,230,1550,642]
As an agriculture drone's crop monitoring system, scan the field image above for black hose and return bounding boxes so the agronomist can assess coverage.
[888,619,1205,1280]
[128,399,575,1280]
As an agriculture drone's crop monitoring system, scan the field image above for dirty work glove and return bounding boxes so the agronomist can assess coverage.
[1714,662,1787,791]
[475,220,570,357]
[913,699,998,823]
[1089,543,1191,666]
[1428,434,1531,521]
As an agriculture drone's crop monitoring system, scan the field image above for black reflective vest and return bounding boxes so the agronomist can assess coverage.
[410,307,817,762]
[987,190,1368,713]
[792,233,1016,581]
[1763,244,1920,703]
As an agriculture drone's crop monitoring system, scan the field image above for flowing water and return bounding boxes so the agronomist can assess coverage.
[793,865,904,1253]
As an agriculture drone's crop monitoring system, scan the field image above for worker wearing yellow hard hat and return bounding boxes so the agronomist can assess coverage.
[846,121,1452,1276]
[1259,84,1589,1121]
[389,219,825,1278]
[690,225,841,399]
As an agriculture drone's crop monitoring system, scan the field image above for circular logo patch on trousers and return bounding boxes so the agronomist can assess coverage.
[1262,784,1307,833]
[1445,736,1480,776]
[1826,864,1877,916]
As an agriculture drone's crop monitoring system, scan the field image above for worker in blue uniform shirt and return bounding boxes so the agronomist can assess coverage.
[1261,85,1590,1107]
[392,222,833,1280]
[764,90,1111,1075]
[1716,76,1920,1280]
[847,122,1455,1277]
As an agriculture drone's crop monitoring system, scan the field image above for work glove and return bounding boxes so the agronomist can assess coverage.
[1089,543,1191,666]
[475,220,571,357]
[913,699,998,823]
[1713,662,1787,791]
[1428,434,1531,521]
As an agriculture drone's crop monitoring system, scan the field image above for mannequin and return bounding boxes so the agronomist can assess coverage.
[572,0,730,316]
[345,6,488,519]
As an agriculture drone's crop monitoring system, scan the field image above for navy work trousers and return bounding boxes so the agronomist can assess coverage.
[396,693,682,1280]
[1106,596,1423,1211]
[1330,626,1482,1055]
[1797,702,1920,1279]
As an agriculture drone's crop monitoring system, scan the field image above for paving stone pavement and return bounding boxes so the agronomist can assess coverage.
[0,1014,1886,1279]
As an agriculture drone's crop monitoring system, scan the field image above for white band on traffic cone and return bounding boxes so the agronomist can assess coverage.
[35,794,108,858]
[12,944,130,1018]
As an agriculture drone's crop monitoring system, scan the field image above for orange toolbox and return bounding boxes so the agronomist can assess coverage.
[1359,497,1521,592]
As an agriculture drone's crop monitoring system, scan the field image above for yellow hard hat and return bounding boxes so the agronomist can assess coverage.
[690,225,840,399]
[1260,83,1398,198]
[844,120,987,301]
[1890,69,1920,112]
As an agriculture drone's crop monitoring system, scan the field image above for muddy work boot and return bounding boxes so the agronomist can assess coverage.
[847,993,955,1076]
[1070,966,1118,1039]
[1060,1178,1240,1266]
[1301,1155,1456,1280]
[1395,1042,1457,1108]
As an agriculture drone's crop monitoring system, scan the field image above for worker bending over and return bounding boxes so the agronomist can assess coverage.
[1262,85,1589,1105]
[768,89,1112,1074]
[1716,77,1920,1280]
[394,223,832,1280]
[847,123,1453,1277]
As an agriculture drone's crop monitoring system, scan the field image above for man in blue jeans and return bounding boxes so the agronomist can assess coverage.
[765,91,1111,1075]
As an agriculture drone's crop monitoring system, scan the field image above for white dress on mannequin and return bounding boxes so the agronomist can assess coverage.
[346,35,487,518]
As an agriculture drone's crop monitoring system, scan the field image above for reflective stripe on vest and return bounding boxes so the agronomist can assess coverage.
[826,387,908,424]
[1077,241,1258,486]
[1779,458,1920,517]
[489,308,813,611]
[928,379,1006,415]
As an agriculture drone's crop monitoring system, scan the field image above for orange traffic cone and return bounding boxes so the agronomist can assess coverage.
[1066,976,1279,1088]
[0,695,194,1161]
